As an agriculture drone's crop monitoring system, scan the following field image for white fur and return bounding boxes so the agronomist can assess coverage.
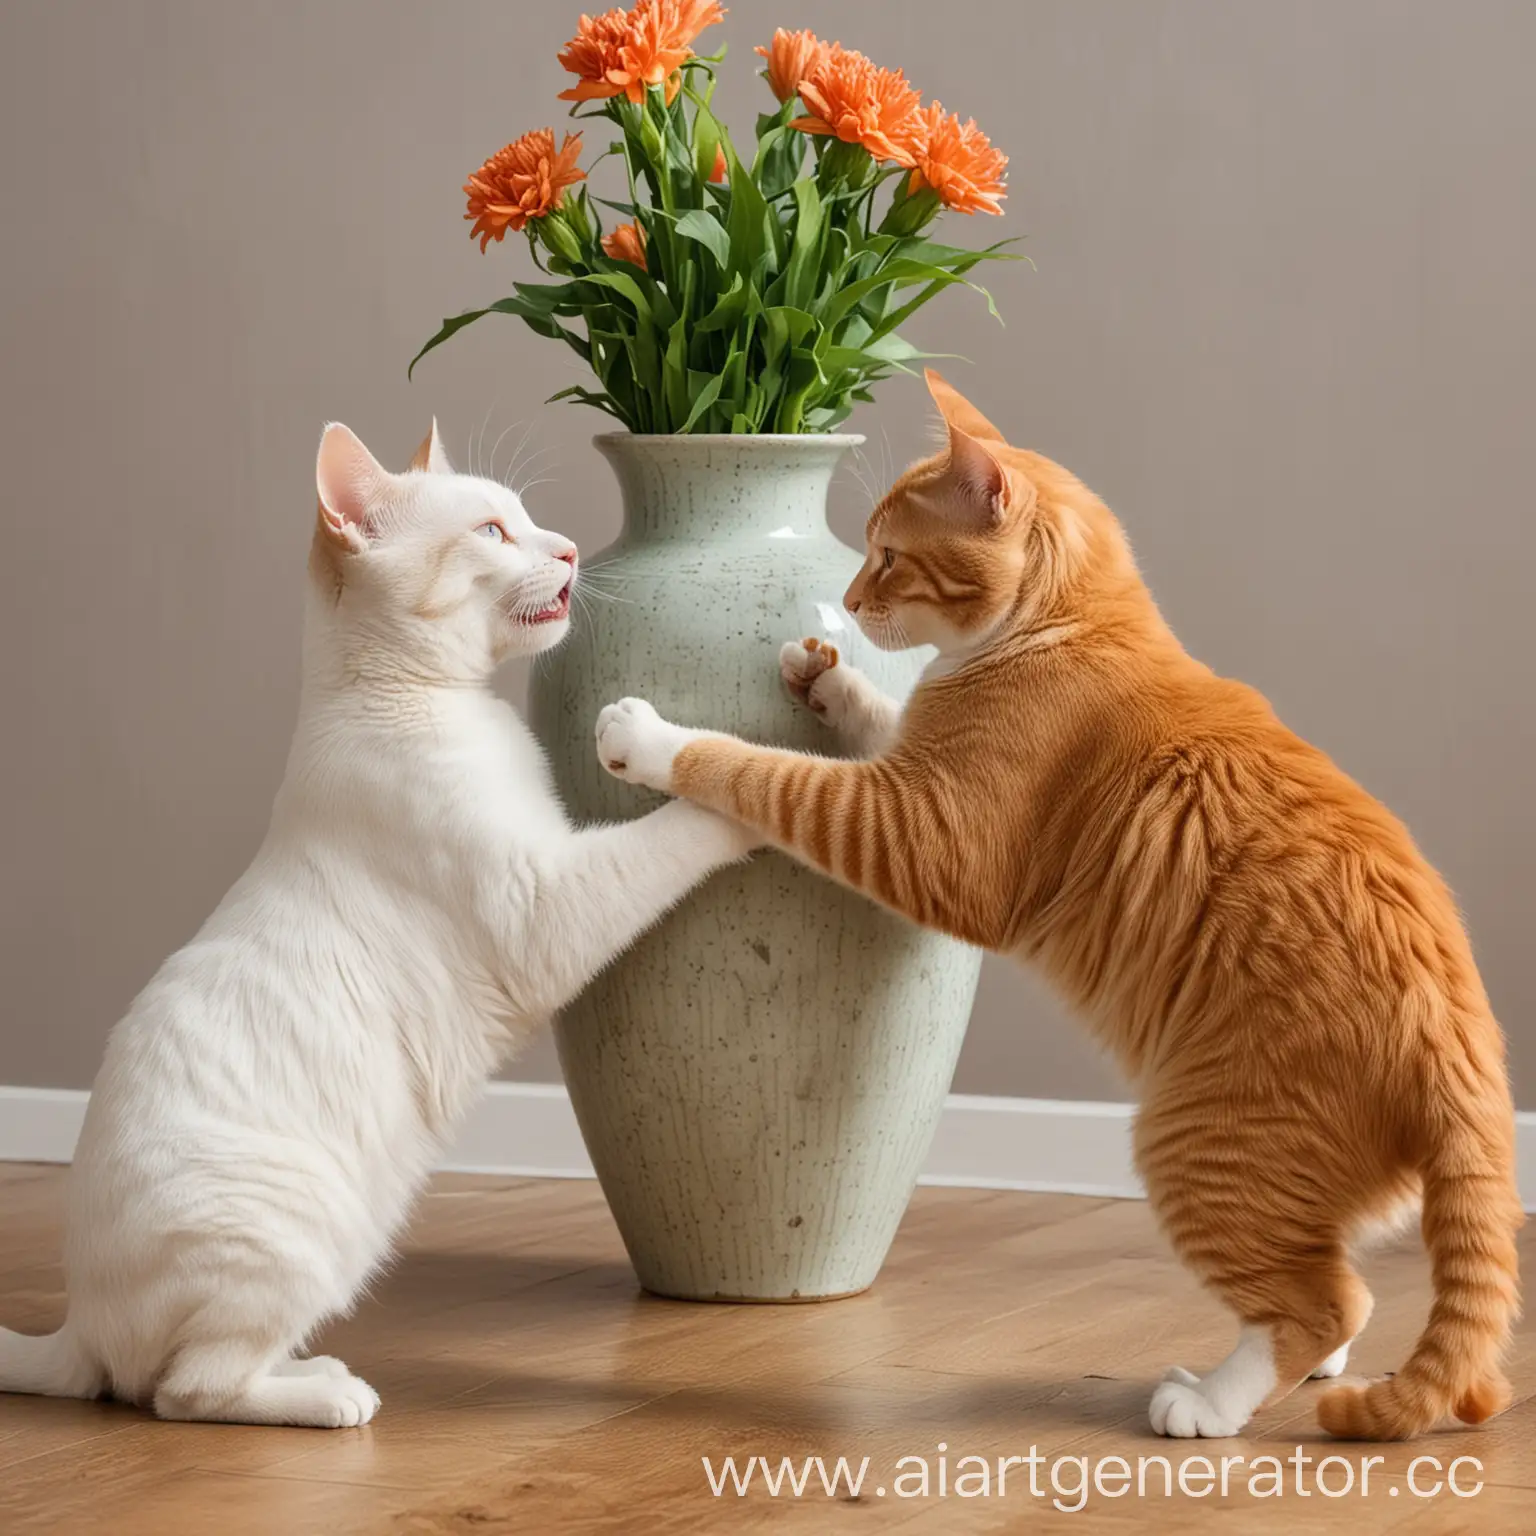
[1310,1342,1351,1379]
[595,698,705,793]
[1150,1325,1277,1437]
[0,423,756,1427]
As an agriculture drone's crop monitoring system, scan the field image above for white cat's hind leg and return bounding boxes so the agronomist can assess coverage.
[272,1354,352,1380]
[155,1337,378,1428]
[157,1367,378,1428]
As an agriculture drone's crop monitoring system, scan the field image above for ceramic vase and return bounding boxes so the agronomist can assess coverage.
[527,433,982,1300]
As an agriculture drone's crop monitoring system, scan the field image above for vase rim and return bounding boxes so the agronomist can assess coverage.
[593,432,865,448]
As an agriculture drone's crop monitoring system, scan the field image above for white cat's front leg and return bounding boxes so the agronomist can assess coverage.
[596,698,710,793]
[517,799,758,1015]
[780,638,901,758]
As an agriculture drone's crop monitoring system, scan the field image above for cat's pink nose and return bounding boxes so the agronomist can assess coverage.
[557,548,577,566]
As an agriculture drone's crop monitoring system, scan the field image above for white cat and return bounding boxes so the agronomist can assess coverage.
[0,421,756,1427]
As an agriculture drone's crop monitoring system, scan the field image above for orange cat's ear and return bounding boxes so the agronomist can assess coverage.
[924,368,1005,444]
[316,423,392,551]
[407,417,452,475]
[945,423,1012,526]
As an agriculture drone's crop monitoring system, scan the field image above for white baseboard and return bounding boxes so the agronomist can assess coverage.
[4,1083,1534,1211]
[0,1087,90,1164]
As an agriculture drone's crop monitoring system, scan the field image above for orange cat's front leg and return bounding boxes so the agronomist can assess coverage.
[779,638,902,758]
[594,698,1003,947]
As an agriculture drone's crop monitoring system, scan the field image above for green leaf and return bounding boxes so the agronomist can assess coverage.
[680,372,724,432]
[673,208,731,269]
[695,273,749,333]
[409,296,587,378]
[714,115,774,277]
[773,346,823,433]
[783,180,825,312]
[693,102,722,186]
[546,384,627,422]
[821,259,971,329]
[719,344,747,421]
[761,305,817,362]
[663,313,689,428]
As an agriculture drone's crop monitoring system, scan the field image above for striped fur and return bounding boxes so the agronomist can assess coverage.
[608,371,1523,1439]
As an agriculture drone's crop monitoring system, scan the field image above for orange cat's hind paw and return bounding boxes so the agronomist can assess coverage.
[780,638,839,711]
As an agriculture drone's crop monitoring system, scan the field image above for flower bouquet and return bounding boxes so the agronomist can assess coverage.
[411,3,1018,434]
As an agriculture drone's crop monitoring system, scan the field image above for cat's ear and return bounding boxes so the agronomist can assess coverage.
[925,368,1005,445]
[316,423,392,551]
[407,417,452,475]
[944,424,1014,527]
[926,370,1027,527]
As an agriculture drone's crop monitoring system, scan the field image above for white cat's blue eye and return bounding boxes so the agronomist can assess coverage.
[476,522,508,543]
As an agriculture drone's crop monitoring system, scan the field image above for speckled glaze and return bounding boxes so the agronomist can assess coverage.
[527,434,983,1301]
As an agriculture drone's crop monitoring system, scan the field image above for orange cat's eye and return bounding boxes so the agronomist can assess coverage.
[882,547,896,570]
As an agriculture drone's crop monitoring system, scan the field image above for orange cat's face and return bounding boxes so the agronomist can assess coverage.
[844,453,1028,653]
[844,372,1094,655]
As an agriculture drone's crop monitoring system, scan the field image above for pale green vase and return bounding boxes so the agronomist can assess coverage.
[527,433,982,1301]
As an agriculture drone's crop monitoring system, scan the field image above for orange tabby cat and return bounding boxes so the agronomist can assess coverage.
[595,370,1522,1441]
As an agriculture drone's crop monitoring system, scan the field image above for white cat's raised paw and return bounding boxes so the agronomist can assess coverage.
[596,697,698,793]
[1148,1378,1244,1438]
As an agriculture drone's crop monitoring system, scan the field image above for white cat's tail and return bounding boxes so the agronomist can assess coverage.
[0,1321,101,1398]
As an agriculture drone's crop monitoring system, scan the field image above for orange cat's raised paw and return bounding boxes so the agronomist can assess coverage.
[780,638,839,712]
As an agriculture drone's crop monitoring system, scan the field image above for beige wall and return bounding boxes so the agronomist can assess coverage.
[1,0,1533,1104]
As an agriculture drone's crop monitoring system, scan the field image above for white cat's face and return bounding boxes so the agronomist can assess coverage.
[312,421,578,680]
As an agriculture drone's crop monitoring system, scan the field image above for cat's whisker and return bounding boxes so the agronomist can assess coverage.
[510,456,560,497]
[470,398,500,480]
[846,445,879,507]
[486,418,530,485]
[575,583,632,607]
[500,421,543,488]
[575,573,638,601]
[511,448,561,485]
[509,437,558,478]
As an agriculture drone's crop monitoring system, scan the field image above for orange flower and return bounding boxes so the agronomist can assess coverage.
[792,47,925,168]
[708,145,728,183]
[910,103,1008,215]
[559,0,726,106]
[754,27,831,104]
[602,220,647,267]
[557,10,632,102]
[464,130,585,251]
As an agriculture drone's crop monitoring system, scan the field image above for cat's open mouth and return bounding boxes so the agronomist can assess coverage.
[523,582,572,625]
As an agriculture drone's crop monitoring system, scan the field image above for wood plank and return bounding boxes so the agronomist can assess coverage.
[0,1163,1531,1533]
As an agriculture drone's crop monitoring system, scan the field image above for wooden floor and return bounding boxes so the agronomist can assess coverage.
[1,1164,1532,1534]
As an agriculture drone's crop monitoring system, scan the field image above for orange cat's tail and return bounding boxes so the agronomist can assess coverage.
[1318,1112,1522,1441]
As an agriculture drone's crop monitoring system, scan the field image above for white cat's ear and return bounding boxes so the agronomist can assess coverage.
[316,423,392,550]
[407,418,452,475]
